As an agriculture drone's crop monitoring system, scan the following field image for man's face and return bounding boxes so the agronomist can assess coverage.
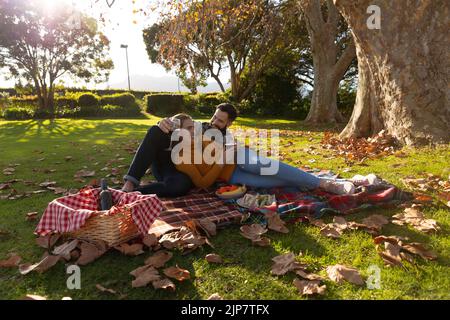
[210,109,232,130]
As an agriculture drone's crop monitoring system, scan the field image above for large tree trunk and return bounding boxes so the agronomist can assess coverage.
[336,0,450,145]
[300,0,356,124]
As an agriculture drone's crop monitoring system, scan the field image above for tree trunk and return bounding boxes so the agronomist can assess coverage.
[335,0,450,145]
[300,0,355,124]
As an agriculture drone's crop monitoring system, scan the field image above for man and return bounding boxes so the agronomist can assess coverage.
[121,103,238,196]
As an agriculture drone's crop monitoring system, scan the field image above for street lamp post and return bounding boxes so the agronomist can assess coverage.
[120,44,131,91]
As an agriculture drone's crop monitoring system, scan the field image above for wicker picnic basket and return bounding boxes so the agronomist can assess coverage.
[67,206,140,247]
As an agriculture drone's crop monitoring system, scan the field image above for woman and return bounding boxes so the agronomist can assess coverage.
[173,114,356,195]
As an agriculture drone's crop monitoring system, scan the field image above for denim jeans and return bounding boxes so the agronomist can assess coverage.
[228,147,321,190]
[123,125,193,197]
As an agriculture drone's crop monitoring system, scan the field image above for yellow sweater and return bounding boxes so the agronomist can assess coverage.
[175,141,235,189]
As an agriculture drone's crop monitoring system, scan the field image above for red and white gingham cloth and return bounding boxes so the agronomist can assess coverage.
[35,186,166,236]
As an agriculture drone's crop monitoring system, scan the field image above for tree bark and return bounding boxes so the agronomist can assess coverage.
[300,0,356,124]
[335,0,450,145]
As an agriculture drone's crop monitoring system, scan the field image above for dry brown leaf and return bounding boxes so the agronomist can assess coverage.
[293,279,326,296]
[131,265,161,288]
[207,293,223,300]
[26,212,38,221]
[47,187,68,195]
[142,234,158,248]
[401,243,437,261]
[320,224,342,239]
[333,216,348,231]
[159,231,182,249]
[19,253,61,275]
[35,234,61,249]
[0,253,21,268]
[205,253,223,264]
[309,219,325,228]
[265,212,289,233]
[252,236,271,247]
[240,224,267,241]
[114,243,144,256]
[163,266,190,281]
[52,240,79,261]
[96,284,117,294]
[373,235,408,246]
[378,242,403,267]
[326,264,364,285]
[39,181,56,188]
[392,207,440,233]
[145,250,173,268]
[271,252,300,276]
[295,269,325,281]
[74,170,96,178]
[152,278,176,291]
[77,241,107,266]
[362,214,389,232]
[197,218,217,237]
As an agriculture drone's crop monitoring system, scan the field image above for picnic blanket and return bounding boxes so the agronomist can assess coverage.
[35,186,165,236]
[149,170,413,235]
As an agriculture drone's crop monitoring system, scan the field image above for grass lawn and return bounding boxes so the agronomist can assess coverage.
[0,116,449,300]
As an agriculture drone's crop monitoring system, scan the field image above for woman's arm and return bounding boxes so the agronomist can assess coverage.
[176,163,224,189]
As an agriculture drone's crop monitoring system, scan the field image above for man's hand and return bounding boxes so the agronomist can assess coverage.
[158,117,173,134]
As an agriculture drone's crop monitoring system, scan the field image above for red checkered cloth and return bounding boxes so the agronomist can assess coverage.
[35,186,165,236]
[149,188,243,237]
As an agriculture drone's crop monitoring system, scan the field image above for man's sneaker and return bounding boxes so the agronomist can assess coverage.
[320,180,355,195]
[351,174,380,186]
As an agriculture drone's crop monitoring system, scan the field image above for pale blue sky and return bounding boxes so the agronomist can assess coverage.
[0,0,229,92]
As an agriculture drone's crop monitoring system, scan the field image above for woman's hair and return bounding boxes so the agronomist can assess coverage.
[172,113,192,128]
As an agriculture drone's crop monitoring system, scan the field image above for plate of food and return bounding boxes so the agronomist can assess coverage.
[216,185,247,200]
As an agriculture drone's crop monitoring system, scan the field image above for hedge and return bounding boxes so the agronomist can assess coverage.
[2,107,34,120]
[145,94,185,115]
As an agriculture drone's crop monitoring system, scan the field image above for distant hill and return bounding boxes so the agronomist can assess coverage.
[107,74,230,93]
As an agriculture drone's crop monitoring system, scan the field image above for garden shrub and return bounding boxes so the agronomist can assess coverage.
[145,94,185,115]
[78,93,100,116]
[2,107,34,120]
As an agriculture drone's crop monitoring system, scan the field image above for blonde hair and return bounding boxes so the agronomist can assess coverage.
[172,113,192,128]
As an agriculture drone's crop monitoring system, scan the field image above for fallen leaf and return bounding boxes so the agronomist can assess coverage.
[240,224,268,241]
[0,253,22,268]
[362,214,389,232]
[207,293,223,300]
[326,264,364,285]
[114,243,144,256]
[252,237,271,247]
[320,224,342,239]
[152,278,176,291]
[163,266,190,281]
[392,207,440,233]
[65,156,73,161]
[74,170,96,178]
[295,269,325,281]
[47,187,68,195]
[39,181,56,188]
[333,216,348,231]
[293,279,326,295]
[401,243,437,261]
[265,212,289,233]
[378,242,403,267]
[145,250,173,268]
[197,218,217,237]
[205,253,223,264]
[142,234,158,248]
[26,212,38,221]
[0,183,11,190]
[53,240,79,261]
[19,253,61,275]
[131,265,161,288]
[271,252,301,276]
[76,241,107,266]
[35,234,61,249]
[96,284,117,294]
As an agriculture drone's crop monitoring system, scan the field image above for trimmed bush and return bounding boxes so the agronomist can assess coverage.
[55,96,78,109]
[2,107,34,120]
[78,93,100,116]
[196,105,216,114]
[145,94,184,115]
[100,93,137,108]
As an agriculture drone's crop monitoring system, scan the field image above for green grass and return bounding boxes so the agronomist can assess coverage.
[0,117,449,300]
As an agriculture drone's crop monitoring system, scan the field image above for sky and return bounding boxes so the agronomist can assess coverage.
[0,0,230,92]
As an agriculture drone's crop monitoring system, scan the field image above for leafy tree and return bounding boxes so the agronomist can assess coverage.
[0,0,113,113]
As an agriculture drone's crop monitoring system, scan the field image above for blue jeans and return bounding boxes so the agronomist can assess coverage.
[228,147,321,190]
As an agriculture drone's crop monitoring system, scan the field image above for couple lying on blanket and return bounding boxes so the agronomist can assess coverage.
[121,103,371,197]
